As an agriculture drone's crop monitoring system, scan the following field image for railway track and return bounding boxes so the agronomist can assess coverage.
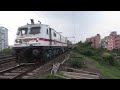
[0,64,38,79]
[0,55,18,72]
[0,51,71,79]
[0,55,13,59]
[0,57,15,65]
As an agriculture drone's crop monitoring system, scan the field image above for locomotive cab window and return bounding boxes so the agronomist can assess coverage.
[30,27,41,34]
[17,30,20,35]
[18,28,28,35]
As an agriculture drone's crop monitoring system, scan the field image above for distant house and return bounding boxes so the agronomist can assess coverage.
[86,34,101,49]
[107,31,120,50]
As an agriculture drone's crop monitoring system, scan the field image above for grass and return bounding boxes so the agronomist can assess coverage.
[79,52,120,79]
[44,74,65,79]
[73,42,120,79]
[69,51,87,69]
[43,71,66,79]
[69,58,86,68]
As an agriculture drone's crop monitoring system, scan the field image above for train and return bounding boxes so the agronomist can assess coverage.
[13,19,72,64]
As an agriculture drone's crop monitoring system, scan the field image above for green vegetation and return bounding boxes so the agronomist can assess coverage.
[43,71,66,79]
[102,53,114,65]
[73,42,120,79]
[68,51,87,69]
[0,48,13,55]
[69,58,86,68]
[44,74,65,79]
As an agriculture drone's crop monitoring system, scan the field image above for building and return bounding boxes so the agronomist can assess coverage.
[101,36,108,49]
[0,26,8,50]
[86,34,101,48]
[107,31,120,51]
[86,31,120,50]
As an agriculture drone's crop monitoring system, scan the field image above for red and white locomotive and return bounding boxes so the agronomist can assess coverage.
[13,19,72,64]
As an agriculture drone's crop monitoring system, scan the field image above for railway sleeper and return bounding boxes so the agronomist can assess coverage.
[4,73,20,76]
[11,70,26,73]
[0,76,15,79]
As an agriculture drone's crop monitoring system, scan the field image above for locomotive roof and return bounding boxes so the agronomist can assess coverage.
[18,23,50,29]
[18,23,70,41]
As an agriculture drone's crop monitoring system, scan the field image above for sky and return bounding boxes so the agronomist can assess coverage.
[1,11,120,45]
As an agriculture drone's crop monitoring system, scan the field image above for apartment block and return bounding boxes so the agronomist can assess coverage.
[86,34,101,48]
[107,31,120,50]
[0,26,8,50]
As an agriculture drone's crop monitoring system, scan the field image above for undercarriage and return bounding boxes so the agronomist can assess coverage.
[13,46,67,64]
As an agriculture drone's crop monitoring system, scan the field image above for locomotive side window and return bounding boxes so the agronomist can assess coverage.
[47,29,49,34]
[30,27,40,34]
[60,35,61,41]
[18,28,28,35]
[54,32,56,37]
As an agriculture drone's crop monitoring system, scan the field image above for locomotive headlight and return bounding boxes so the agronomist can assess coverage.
[17,39,20,42]
[15,39,19,43]
[36,38,39,42]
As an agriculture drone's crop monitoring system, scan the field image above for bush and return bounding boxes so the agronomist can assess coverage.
[102,53,114,66]
[0,48,13,55]
[74,47,80,53]
[82,49,93,56]
[69,58,86,68]
[102,53,111,60]
[91,56,103,61]
[115,56,120,59]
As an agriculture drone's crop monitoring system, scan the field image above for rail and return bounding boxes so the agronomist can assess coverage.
[0,64,37,79]
[0,57,15,65]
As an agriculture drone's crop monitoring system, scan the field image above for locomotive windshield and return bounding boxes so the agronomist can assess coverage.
[30,27,41,34]
[17,28,28,35]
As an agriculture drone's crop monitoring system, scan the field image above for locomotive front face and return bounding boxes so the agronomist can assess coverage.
[13,25,42,48]
[13,24,44,63]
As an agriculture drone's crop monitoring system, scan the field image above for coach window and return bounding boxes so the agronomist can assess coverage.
[30,27,41,34]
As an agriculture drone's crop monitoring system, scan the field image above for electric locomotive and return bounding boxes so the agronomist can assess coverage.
[13,19,72,64]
